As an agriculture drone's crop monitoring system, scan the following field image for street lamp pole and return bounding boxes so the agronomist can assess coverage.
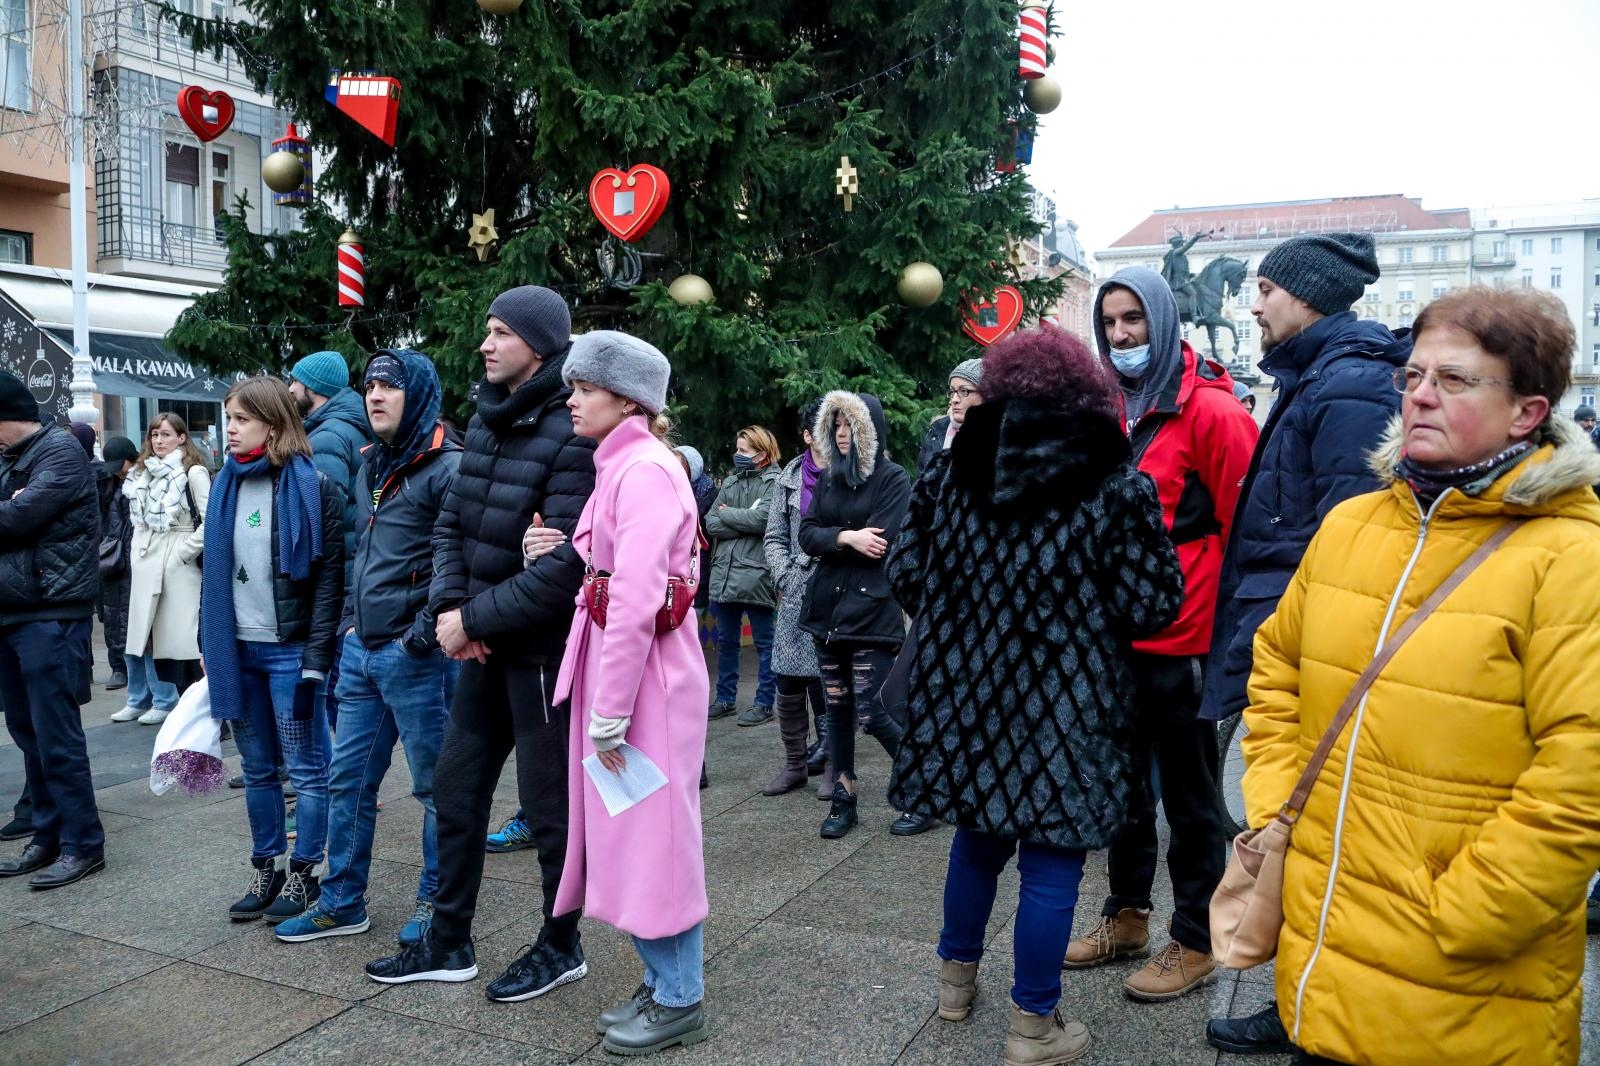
[65,0,95,426]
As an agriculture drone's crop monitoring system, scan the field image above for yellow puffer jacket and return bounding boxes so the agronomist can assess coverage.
[1242,414,1600,1066]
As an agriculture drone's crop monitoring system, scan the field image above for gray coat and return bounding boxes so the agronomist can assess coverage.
[705,463,780,608]
[763,455,819,678]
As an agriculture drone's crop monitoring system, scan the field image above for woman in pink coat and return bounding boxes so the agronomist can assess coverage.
[526,330,711,1057]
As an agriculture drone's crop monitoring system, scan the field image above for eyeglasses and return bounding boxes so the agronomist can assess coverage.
[947,386,979,401]
[1392,366,1512,396]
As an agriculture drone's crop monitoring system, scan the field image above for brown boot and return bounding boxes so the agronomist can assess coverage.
[937,958,978,1021]
[1003,1003,1090,1065]
[762,691,810,796]
[1122,938,1216,1002]
[1061,907,1149,969]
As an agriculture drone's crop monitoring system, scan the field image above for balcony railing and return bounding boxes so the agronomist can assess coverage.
[99,203,229,272]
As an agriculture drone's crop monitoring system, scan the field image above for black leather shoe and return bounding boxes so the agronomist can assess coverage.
[0,817,31,842]
[1207,1001,1293,1055]
[890,812,940,837]
[29,853,104,890]
[0,843,59,877]
[820,784,858,839]
[366,933,478,985]
[804,737,827,776]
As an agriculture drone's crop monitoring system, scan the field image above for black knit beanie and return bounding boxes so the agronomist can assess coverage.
[0,371,38,423]
[1257,232,1380,316]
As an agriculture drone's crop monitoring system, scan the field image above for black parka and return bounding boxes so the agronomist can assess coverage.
[0,424,100,626]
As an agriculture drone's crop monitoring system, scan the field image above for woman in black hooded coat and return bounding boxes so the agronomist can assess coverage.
[884,327,1183,1062]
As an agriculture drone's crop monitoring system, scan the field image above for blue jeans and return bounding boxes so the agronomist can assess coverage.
[320,633,450,915]
[710,602,775,708]
[125,653,178,712]
[633,921,705,1007]
[939,828,1086,1015]
[231,640,330,866]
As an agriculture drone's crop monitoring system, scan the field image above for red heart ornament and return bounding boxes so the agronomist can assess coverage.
[961,285,1024,346]
[588,165,671,243]
[177,86,235,143]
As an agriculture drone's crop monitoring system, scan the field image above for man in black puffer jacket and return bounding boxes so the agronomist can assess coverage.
[366,286,597,1002]
[0,375,106,890]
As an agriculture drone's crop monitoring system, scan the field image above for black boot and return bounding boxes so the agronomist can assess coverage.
[820,782,858,839]
[805,712,829,776]
[230,857,286,921]
[1206,1000,1292,1055]
[263,859,320,924]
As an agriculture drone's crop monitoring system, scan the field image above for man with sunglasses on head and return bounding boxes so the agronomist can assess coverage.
[1199,232,1410,1056]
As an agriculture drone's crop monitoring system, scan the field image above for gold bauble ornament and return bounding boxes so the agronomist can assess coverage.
[476,0,524,12]
[262,150,306,194]
[897,262,944,308]
[1022,75,1061,115]
[669,274,714,306]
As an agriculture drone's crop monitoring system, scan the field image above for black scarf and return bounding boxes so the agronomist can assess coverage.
[1397,440,1535,503]
[476,351,570,434]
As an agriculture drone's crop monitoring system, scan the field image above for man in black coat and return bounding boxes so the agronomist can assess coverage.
[366,286,598,1003]
[0,375,106,889]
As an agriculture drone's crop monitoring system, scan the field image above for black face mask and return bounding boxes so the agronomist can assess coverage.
[732,453,757,471]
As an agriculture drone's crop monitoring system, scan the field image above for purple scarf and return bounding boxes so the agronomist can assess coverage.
[800,449,823,515]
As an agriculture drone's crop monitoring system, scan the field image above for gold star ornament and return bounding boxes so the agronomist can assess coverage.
[467,208,499,261]
[834,155,858,213]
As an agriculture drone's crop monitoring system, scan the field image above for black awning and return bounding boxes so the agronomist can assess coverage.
[48,329,248,402]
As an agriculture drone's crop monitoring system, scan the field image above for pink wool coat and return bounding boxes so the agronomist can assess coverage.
[552,416,711,939]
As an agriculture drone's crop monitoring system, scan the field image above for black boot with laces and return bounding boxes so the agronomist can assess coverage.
[229,857,286,921]
[263,860,320,924]
[820,782,858,839]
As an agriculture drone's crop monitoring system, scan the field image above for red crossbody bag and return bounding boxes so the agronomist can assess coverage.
[582,526,708,634]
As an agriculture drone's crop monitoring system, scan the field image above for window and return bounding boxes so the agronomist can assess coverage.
[163,0,195,47]
[1594,271,1600,288]
[210,147,232,240]
[1364,288,1380,304]
[1432,280,1448,300]
[1,0,29,111]
[1522,270,1534,289]
[1234,287,1250,308]
[164,140,200,227]
[1586,390,1598,410]
[1237,322,1252,341]
[1431,245,1447,262]
[0,229,28,263]
[1522,239,1534,255]
[1551,237,1563,254]
[1396,246,1414,265]
[1551,268,1563,289]
[1399,310,1414,328]
[1591,344,1600,371]
[1397,281,1414,302]
[1492,240,1506,258]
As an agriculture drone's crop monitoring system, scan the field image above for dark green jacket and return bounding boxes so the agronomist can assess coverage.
[705,463,780,607]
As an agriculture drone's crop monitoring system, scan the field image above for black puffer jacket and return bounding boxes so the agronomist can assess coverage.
[430,356,597,663]
[799,391,911,647]
[0,424,100,626]
[885,399,1184,849]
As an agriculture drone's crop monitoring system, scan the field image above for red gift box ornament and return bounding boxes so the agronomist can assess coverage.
[178,86,235,142]
[327,71,402,147]
[588,165,671,243]
[961,285,1024,346]
[337,229,365,308]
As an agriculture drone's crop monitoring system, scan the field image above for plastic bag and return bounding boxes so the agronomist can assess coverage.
[149,677,224,796]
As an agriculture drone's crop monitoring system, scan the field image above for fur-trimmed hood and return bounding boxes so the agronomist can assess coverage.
[1369,412,1600,510]
[814,390,884,484]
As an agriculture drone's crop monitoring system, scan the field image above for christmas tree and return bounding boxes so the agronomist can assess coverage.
[165,0,1061,461]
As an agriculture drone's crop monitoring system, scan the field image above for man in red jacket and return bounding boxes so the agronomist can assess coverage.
[1064,266,1258,1001]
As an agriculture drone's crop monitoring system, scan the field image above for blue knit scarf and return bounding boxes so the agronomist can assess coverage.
[200,452,323,721]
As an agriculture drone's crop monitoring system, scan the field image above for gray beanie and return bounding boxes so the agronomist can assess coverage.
[674,445,705,480]
[486,285,573,359]
[1257,232,1380,316]
[1576,405,1597,421]
[949,357,984,389]
[562,330,671,415]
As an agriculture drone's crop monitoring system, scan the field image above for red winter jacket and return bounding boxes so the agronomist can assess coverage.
[1128,343,1258,656]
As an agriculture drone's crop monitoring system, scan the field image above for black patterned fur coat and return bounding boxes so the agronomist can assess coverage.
[885,398,1183,849]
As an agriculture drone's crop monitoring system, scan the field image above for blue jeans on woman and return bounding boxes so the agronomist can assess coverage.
[231,640,330,866]
[710,602,776,708]
[939,828,1086,1014]
[125,653,178,712]
[633,921,705,1007]
[319,633,450,915]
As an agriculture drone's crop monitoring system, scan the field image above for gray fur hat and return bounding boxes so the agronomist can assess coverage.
[949,357,984,389]
[562,330,671,415]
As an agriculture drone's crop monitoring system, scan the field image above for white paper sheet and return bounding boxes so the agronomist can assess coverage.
[582,742,669,817]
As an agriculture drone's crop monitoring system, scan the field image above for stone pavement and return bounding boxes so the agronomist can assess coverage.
[1,633,1596,1065]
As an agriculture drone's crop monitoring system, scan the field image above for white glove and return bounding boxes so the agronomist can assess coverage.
[588,709,629,752]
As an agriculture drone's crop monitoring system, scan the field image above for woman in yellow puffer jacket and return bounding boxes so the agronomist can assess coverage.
[1242,286,1600,1066]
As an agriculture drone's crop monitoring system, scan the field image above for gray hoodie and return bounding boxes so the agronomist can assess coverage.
[1092,265,1185,429]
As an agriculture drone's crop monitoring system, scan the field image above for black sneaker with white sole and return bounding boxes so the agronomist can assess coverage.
[365,933,478,985]
[485,939,588,1003]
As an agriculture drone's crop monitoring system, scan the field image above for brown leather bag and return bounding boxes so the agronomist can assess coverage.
[1209,518,1528,969]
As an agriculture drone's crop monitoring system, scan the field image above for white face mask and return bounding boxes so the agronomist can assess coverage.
[1110,344,1152,378]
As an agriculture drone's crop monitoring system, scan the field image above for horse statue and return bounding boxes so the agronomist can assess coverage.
[1172,256,1249,360]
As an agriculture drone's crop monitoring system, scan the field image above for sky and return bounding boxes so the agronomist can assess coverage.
[1027,0,1600,257]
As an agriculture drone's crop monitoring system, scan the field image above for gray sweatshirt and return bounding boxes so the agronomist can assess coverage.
[233,476,278,642]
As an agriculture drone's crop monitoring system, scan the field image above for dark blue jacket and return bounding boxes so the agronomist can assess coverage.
[0,424,100,626]
[1199,311,1410,721]
[304,386,376,587]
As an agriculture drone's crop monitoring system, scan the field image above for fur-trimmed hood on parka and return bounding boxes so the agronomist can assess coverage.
[814,390,884,485]
[1369,412,1600,510]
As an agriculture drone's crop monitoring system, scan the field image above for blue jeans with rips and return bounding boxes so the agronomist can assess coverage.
[230,640,330,866]
[632,921,705,1008]
[319,633,450,915]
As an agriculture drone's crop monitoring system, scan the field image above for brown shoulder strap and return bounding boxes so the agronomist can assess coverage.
[1279,517,1530,822]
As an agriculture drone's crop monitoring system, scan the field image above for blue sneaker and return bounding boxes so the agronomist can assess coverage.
[398,900,434,947]
[274,904,370,943]
[486,815,533,853]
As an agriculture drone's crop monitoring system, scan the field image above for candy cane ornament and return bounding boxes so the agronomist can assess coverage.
[1018,1,1048,79]
[337,229,365,307]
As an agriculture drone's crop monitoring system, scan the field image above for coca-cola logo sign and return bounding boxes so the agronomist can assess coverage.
[26,357,56,405]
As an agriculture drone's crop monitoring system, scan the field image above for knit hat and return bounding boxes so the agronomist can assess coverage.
[1576,405,1597,421]
[562,330,671,415]
[104,436,139,463]
[364,352,407,391]
[289,350,350,398]
[1256,232,1380,316]
[65,420,97,457]
[949,357,984,390]
[1232,380,1252,402]
[0,371,38,422]
[487,285,573,359]
[675,445,705,481]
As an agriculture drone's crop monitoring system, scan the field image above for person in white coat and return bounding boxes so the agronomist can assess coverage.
[114,413,210,725]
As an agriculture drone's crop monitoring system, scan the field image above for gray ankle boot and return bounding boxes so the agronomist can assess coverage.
[602,999,708,1056]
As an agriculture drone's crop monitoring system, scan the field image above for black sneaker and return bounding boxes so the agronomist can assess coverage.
[890,812,940,837]
[820,784,858,839]
[262,864,320,924]
[366,933,478,985]
[1205,1000,1292,1055]
[485,939,588,1003]
[707,701,736,720]
[229,858,287,921]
